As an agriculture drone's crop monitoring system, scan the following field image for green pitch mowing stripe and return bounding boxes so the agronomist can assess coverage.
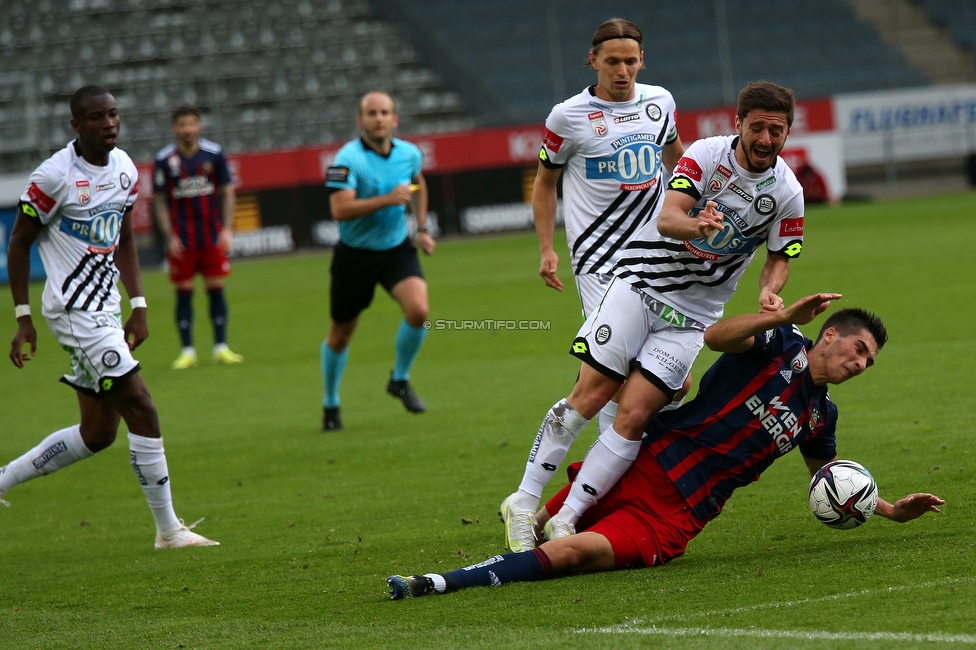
[0,193,974,649]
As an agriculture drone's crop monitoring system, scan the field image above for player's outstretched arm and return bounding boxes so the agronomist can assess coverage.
[533,164,563,291]
[705,292,842,353]
[657,194,724,241]
[116,207,148,351]
[875,493,944,522]
[7,209,42,368]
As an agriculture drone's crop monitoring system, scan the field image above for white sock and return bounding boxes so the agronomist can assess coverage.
[596,400,619,435]
[560,427,641,524]
[182,346,197,356]
[0,425,93,493]
[660,394,686,413]
[516,399,590,509]
[128,433,181,535]
[424,573,447,593]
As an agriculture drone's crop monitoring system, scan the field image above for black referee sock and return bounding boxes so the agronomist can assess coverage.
[176,290,194,348]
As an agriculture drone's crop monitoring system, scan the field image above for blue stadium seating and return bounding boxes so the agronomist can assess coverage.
[916,0,976,50]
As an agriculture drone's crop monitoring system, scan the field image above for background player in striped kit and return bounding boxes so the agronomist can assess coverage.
[503,81,803,552]
[3,85,218,549]
[532,17,687,439]
[387,294,944,599]
[153,105,242,369]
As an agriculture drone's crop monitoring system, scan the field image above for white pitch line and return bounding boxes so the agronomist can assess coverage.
[625,575,976,625]
[581,625,976,645]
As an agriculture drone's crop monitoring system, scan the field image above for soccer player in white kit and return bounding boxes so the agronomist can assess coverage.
[503,80,805,551]
[2,86,218,549]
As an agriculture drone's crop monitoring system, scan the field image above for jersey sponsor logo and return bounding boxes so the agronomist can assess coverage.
[542,127,564,153]
[757,175,776,191]
[673,157,703,182]
[120,172,131,190]
[791,349,808,373]
[27,182,56,212]
[589,101,613,113]
[31,441,68,470]
[172,176,215,199]
[595,324,612,345]
[745,394,803,454]
[96,182,116,192]
[613,113,640,124]
[782,241,803,258]
[620,178,658,192]
[661,306,685,327]
[645,103,662,121]
[716,164,733,179]
[729,183,753,202]
[588,111,608,137]
[76,179,90,205]
[685,203,763,258]
[326,166,349,183]
[102,350,120,368]
[779,217,804,237]
[60,210,122,251]
[669,177,693,190]
[755,194,776,215]
[584,138,663,186]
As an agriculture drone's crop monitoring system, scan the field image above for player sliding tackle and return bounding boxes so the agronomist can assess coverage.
[502,80,808,552]
[389,293,943,598]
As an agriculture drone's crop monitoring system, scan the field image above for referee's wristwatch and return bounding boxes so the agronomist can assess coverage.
[417,224,430,234]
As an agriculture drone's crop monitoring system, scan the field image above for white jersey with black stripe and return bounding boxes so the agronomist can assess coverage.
[613,135,805,325]
[539,84,678,276]
[19,142,139,318]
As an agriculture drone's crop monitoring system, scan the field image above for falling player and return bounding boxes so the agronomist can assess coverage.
[153,104,243,369]
[3,85,218,549]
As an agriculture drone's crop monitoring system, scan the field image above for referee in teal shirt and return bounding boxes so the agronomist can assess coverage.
[321,91,435,431]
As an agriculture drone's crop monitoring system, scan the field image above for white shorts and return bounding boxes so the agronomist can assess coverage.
[46,310,140,396]
[570,278,705,395]
[574,272,614,320]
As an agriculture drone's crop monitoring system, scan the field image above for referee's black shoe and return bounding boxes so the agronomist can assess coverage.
[387,374,426,413]
[322,407,343,431]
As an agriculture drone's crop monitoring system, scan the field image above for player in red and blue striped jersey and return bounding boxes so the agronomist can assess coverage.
[387,293,943,599]
[153,105,241,369]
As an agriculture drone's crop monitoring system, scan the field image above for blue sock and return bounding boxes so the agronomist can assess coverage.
[321,342,348,409]
[208,288,228,345]
[392,319,427,382]
[442,548,552,592]
[176,290,193,348]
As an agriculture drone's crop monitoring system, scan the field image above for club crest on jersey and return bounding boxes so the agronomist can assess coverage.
[756,194,776,215]
[202,161,213,175]
[645,103,662,121]
[595,324,612,345]
[76,180,90,205]
[791,349,809,373]
[102,350,120,368]
[588,111,608,137]
[810,407,821,429]
[120,173,131,190]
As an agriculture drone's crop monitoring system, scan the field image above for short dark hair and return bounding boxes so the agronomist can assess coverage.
[737,81,795,127]
[817,308,888,350]
[171,104,201,123]
[586,18,643,64]
[70,85,112,119]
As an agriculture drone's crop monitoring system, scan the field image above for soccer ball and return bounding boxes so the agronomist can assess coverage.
[808,460,878,529]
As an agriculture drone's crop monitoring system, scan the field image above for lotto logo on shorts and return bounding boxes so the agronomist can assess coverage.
[101,378,114,392]
[572,340,588,355]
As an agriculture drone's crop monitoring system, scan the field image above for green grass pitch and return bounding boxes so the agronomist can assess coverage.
[1,192,974,649]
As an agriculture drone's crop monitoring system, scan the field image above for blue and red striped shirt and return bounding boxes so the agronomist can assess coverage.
[645,325,838,523]
[153,138,232,252]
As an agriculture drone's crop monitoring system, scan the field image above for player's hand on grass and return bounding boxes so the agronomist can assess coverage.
[417,231,435,255]
[168,234,185,260]
[884,493,944,522]
[388,184,413,207]
[9,320,37,368]
[784,293,842,326]
[539,249,563,292]
[124,309,149,351]
[696,200,724,238]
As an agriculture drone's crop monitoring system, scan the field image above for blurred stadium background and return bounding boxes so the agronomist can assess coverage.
[1,0,976,271]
